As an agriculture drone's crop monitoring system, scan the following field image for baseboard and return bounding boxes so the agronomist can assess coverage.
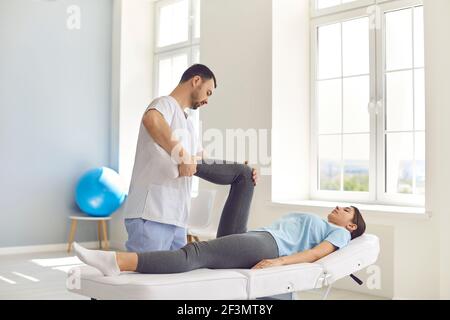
[0,241,100,256]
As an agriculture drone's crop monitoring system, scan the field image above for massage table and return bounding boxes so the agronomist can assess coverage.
[66,234,380,300]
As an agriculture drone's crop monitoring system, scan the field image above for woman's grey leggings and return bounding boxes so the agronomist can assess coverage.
[136,231,279,274]
[194,160,255,238]
[136,161,279,274]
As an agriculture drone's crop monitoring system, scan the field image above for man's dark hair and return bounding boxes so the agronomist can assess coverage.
[350,206,366,240]
[179,64,217,88]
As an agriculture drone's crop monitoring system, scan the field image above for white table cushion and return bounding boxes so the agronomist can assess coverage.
[69,266,248,300]
[235,263,324,299]
[315,234,380,284]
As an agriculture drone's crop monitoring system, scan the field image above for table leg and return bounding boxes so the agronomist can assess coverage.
[67,219,78,253]
[97,221,102,249]
[101,220,109,250]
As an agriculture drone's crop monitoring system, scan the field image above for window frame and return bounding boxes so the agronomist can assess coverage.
[311,0,376,18]
[153,0,201,197]
[154,0,200,54]
[153,0,200,97]
[310,7,377,204]
[376,0,425,207]
[310,0,425,207]
[153,47,193,98]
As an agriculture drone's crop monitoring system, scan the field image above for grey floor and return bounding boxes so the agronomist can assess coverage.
[0,250,88,300]
[0,250,386,300]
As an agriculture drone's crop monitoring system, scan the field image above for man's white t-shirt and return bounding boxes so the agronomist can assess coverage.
[122,96,202,228]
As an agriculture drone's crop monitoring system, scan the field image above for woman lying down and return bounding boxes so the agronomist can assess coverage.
[74,206,366,276]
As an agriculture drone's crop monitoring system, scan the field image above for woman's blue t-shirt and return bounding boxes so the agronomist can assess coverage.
[252,213,351,257]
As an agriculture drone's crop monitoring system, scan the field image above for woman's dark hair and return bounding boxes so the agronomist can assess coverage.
[350,206,366,240]
[180,64,217,88]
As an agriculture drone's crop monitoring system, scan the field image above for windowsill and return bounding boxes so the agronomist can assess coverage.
[269,199,431,224]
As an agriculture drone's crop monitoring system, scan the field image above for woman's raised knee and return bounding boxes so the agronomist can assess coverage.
[235,164,253,183]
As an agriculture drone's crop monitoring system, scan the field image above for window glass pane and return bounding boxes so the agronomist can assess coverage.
[172,54,188,78]
[343,76,370,133]
[385,8,413,71]
[158,53,188,96]
[386,70,413,132]
[318,79,342,134]
[414,6,424,68]
[192,46,200,64]
[193,0,201,39]
[414,69,425,131]
[343,134,369,192]
[386,133,414,194]
[158,0,189,48]
[158,58,172,96]
[318,23,341,79]
[343,17,369,77]
[415,132,425,195]
[319,135,342,191]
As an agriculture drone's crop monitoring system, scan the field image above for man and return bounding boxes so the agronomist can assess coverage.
[123,64,258,253]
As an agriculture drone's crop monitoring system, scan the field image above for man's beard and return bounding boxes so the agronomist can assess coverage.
[191,91,201,110]
[190,101,201,110]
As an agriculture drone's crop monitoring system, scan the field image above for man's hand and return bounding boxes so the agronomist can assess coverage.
[178,155,200,177]
[251,168,259,186]
[178,163,197,177]
[251,258,284,270]
[245,161,259,186]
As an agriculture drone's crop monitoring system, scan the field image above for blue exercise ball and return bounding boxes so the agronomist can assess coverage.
[75,167,127,217]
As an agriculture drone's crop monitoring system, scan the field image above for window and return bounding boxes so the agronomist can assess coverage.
[154,0,200,97]
[154,0,201,196]
[311,0,425,207]
[312,0,374,17]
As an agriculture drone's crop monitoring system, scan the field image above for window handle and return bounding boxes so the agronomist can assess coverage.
[368,100,383,115]
[368,101,376,114]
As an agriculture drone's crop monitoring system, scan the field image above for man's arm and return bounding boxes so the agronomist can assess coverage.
[143,109,185,157]
[143,110,197,176]
[251,241,337,269]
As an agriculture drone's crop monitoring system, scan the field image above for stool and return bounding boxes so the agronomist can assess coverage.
[67,215,112,253]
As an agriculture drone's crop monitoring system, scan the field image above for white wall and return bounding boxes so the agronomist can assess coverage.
[272,0,310,202]
[424,0,450,299]
[0,0,112,247]
[200,0,273,233]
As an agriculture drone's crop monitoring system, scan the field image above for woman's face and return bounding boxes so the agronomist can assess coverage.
[327,206,357,232]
